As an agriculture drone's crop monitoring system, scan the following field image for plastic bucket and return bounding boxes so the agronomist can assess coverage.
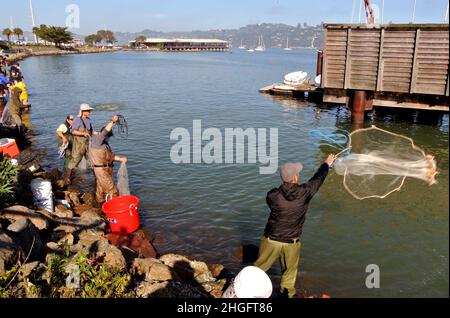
[222,266,272,298]
[102,195,140,234]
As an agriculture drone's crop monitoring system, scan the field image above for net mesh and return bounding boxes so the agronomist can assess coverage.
[333,125,437,200]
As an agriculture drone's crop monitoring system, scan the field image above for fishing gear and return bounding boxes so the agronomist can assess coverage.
[115,114,128,139]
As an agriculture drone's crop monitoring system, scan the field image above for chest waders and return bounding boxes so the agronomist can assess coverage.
[89,144,119,203]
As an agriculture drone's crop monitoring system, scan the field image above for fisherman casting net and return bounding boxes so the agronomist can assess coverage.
[333,125,437,200]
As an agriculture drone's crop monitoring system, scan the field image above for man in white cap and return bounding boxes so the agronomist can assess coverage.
[64,103,94,185]
[254,154,336,298]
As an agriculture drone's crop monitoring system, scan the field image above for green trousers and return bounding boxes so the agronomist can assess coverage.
[254,236,301,298]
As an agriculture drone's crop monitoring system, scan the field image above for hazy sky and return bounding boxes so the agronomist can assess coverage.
[0,0,448,35]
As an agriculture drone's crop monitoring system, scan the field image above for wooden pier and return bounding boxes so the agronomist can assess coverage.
[260,24,449,119]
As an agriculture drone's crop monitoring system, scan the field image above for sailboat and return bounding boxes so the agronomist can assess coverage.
[284,37,292,51]
[238,40,246,49]
[255,35,266,51]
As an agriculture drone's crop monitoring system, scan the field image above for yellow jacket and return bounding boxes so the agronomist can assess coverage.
[13,81,29,103]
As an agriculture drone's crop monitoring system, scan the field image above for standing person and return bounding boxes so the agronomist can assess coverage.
[64,103,94,185]
[254,154,336,298]
[0,56,8,76]
[8,86,27,128]
[12,76,31,128]
[89,115,127,204]
[56,115,74,172]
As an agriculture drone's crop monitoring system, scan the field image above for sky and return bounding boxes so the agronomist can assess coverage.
[0,0,448,35]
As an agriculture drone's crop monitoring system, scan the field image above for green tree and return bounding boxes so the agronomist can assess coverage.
[97,30,116,45]
[34,25,72,47]
[32,26,40,42]
[2,28,12,42]
[135,35,146,45]
[13,28,24,41]
[85,34,102,46]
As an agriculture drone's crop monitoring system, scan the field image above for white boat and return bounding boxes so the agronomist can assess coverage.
[284,71,310,85]
[284,37,292,51]
[238,40,246,49]
[247,48,255,52]
[255,35,266,51]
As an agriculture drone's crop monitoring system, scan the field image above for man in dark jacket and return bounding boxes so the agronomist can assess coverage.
[255,154,336,298]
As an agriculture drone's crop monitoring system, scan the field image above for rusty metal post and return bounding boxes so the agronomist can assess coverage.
[352,90,366,127]
[316,50,323,77]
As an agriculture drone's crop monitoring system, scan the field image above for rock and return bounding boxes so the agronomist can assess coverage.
[81,192,96,206]
[7,219,44,261]
[208,264,225,278]
[0,205,49,230]
[201,279,226,298]
[131,258,174,282]
[107,232,157,259]
[73,204,94,216]
[78,230,108,248]
[54,224,78,233]
[159,254,214,283]
[135,281,208,298]
[54,205,74,218]
[0,230,23,275]
[19,261,40,278]
[89,240,126,270]
[68,192,81,206]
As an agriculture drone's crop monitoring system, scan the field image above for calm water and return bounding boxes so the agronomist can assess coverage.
[21,49,448,297]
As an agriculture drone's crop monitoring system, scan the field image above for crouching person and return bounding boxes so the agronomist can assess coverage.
[89,115,127,205]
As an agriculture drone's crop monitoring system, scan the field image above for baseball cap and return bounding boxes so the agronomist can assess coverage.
[280,162,303,183]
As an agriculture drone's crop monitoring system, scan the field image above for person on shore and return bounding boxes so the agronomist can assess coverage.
[0,57,8,76]
[9,62,21,82]
[8,86,28,129]
[56,114,74,172]
[64,103,94,185]
[254,154,336,298]
[12,76,31,128]
[0,72,9,120]
[89,115,127,204]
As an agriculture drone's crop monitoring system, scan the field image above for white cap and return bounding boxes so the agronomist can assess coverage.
[79,103,94,112]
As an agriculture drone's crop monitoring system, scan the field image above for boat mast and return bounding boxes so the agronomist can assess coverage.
[29,0,38,43]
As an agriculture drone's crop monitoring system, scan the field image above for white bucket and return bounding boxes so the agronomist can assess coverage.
[222,266,272,298]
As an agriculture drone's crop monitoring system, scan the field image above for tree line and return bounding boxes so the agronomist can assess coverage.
[85,30,116,46]
[2,28,24,42]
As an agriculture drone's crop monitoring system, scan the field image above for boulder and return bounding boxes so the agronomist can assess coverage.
[89,240,126,270]
[201,279,226,298]
[106,232,157,259]
[208,264,225,278]
[81,192,96,207]
[159,254,214,283]
[68,192,81,206]
[7,219,44,261]
[0,205,49,230]
[0,230,22,275]
[54,205,74,218]
[18,261,40,278]
[131,258,174,282]
[77,229,108,248]
[135,281,207,298]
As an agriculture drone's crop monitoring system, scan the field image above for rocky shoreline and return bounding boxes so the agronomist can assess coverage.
[0,133,229,298]
[5,46,121,64]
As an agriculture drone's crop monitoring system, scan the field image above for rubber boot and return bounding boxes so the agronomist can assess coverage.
[64,168,73,186]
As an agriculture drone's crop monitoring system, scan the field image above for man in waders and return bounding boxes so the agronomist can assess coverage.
[89,115,127,205]
[64,103,94,185]
[255,154,336,298]
[56,115,74,172]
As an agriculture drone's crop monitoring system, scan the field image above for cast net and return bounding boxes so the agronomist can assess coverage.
[333,125,437,200]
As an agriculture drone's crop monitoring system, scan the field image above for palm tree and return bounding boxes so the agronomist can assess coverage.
[13,28,24,42]
[2,28,12,42]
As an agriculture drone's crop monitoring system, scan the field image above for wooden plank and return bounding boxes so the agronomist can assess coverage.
[344,28,351,90]
[323,94,348,104]
[417,67,449,74]
[382,48,415,53]
[416,79,448,85]
[372,99,449,111]
[417,60,450,66]
[383,53,414,58]
[322,28,329,88]
[416,74,448,80]
[410,29,420,94]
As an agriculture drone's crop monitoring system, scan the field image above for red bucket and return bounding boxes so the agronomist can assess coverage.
[102,195,140,234]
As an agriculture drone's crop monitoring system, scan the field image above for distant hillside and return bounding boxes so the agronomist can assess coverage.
[115,23,324,48]
[14,23,324,49]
